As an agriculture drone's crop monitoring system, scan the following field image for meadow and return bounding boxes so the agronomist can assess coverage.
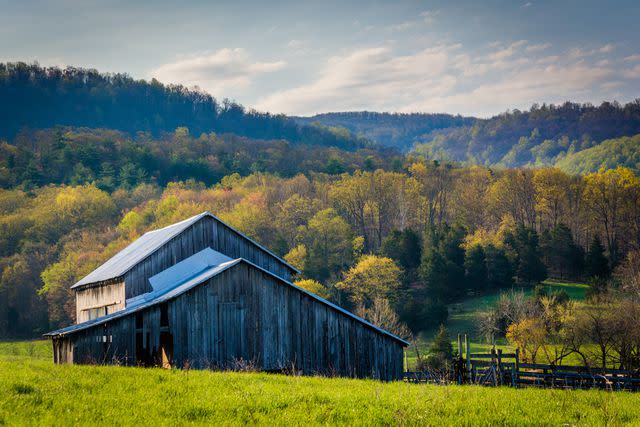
[1,340,640,425]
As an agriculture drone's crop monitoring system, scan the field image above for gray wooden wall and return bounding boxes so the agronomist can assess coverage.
[55,261,405,380]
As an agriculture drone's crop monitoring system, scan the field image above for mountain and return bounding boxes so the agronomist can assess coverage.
[0,62,368,151]
[294,112,475,151]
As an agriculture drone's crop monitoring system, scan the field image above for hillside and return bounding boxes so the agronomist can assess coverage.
[0,127,400,189]
[0,63,367,150]
[417,101,640,167]
[555,134,640,174]
[294,112,475,151]
[299,102,640,170]
[2,341,639,425]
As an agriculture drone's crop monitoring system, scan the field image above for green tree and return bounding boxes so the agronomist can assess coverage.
[336,255,402,308]
[464,244,488,291]
[585,235,609,279]
[379,229,421,270]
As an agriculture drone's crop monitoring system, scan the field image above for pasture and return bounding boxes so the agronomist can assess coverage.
[1,341,640,425]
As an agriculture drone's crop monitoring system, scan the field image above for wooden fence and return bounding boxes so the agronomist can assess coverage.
[405,334,640,391]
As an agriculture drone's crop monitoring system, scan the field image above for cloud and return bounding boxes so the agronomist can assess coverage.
[255,45,458,115]
[385,21,416,32]
[623,64,640,79]
[488,40,528,61]
[523,2,533,7]
[526,43,551,52]
[254,40,621,117]
[624,54,640,62]
[598,44,614,54]
[151,48,286,96]
[420,10,438,24]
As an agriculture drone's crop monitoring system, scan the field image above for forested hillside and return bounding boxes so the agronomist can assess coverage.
[0,127,399,190]
[302,102,640,172]
[418,101,640,168]
[2,160,638,341]
[555,134,640,174]
[0,63,367,150]
[295,112,474,151]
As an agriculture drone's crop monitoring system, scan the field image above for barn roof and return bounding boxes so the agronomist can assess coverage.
[46,249,409,346]
[71,211,299,289]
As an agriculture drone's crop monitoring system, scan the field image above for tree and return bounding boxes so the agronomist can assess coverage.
[379,228,421,270]
[336,255,402,308]
[355,298,412,341]
[505,225,547,285]
[485,244,515,289]
[464,244,488,291]
[545,223,584,279]
[294,279,331,300]
[585,235,609,279]
[296,208,354,282]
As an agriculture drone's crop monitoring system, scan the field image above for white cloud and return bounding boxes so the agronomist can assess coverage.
[385,21,416,32]
[254,40,621,117]
[523,2,533,7]
[151,48,286,96]
[420,10,438,24]
[598,44,614,53]
[623,65,640,79]
[624,54,640,62]
[489,40,528,61]
[525,43,551,52]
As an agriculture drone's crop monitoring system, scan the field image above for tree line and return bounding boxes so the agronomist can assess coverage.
[0,62,368,150]
[0,127,400,190]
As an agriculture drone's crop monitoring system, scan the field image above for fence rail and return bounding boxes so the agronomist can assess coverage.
[404,334,640,391]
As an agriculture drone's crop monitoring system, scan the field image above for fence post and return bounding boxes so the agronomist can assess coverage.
[465,334,471,384]
[497,349,503,386]
[514,348,520,388]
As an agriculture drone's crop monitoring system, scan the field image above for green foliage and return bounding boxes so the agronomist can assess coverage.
[464,244,488,291]
[336,255,402,308]
[556,134,640,174]
[585,236,610,279]
[504,225,547,285]
[413,101,640,167]
[379,229,421,270]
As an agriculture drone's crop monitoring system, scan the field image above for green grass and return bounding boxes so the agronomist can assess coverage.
[1,341,640,425]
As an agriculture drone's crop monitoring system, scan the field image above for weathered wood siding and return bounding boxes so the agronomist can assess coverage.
[62,262,404,380]
[76,282,125,323]
[123,216,294,299]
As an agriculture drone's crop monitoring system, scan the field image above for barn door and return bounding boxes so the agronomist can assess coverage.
[218,302,246,367]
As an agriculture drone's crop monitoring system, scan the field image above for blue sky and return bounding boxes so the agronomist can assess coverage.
[2,0,639,116]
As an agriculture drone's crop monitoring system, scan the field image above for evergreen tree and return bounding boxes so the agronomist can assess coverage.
[464,244,488,291]
[585,235,609,279]
[430,324,453,360]
[380,229,421,270]
[485,244,515,289]
[506,225,547,285]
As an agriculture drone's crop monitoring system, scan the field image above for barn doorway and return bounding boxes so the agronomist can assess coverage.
[160,331,173,368]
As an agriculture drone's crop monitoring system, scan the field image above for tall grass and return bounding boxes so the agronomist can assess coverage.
[1,341,639,425]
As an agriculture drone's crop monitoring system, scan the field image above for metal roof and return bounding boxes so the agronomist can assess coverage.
[46,257,409,346]
[71,211,298,289]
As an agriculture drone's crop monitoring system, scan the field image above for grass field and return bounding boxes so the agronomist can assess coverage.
[1,340,640,425]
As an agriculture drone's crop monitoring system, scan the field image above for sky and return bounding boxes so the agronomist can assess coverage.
[1,0,639,117]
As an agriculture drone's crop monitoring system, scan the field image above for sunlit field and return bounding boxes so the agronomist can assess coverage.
[0,340,639,426]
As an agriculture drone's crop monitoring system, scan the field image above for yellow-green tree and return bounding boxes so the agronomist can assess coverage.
[336,255,401,307]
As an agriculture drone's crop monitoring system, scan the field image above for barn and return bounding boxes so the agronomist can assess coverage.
[44,212,408,380]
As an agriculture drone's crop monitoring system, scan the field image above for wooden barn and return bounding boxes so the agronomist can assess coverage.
[45,212,408,380]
